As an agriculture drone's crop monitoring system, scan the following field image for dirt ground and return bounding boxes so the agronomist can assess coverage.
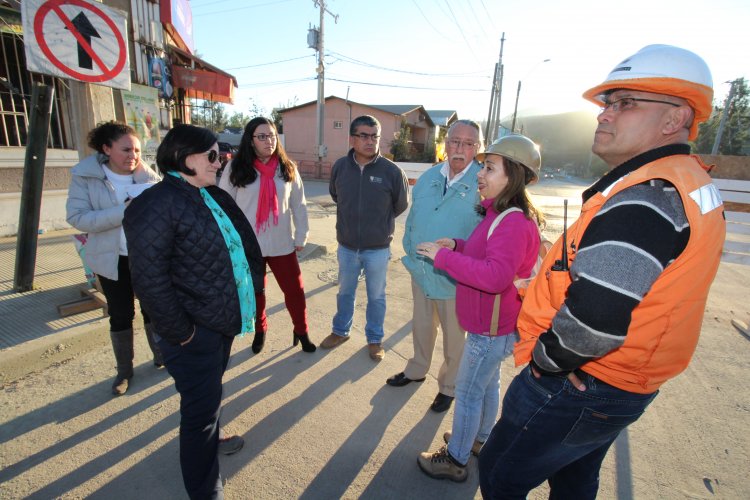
[1,180,748,499]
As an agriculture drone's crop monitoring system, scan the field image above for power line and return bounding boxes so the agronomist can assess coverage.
[193,0,294,17]
[462,1,489,39]
[238,76,316,89]
[410,0,447,39]
[441,0,480,63]
[225,55,314,71]
[478,0,495,25]
[327,77,486,92]
[327,51,488,78]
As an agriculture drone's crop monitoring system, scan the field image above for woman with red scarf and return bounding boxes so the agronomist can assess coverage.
[219,117,316,353]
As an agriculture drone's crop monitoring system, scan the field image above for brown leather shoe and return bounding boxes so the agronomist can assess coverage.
[368,343,384,361]
[320,333,350,349]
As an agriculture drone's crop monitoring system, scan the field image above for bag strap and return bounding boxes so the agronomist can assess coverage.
[487,207,522,240]
[486,207,521,335]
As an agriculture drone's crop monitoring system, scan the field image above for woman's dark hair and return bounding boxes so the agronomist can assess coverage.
[229,117,296,187]
[478,156,545,227]
[87,121,136,154]
[155,124,218,176]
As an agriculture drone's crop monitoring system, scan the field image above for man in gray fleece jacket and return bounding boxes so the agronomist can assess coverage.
[321,115,409,361]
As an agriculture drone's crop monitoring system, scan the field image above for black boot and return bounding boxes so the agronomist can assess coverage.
[144,323,164,368]
[110,329,134,395]
[293,332,317,353]
[251,330,266,354]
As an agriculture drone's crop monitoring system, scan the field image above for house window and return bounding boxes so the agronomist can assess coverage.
[333,120,343,129]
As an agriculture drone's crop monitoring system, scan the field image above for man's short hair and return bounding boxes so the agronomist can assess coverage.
[350,115,381,135]
[447,119,484,149]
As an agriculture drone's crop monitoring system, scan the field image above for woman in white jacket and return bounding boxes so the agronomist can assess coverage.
[219,117,315,353]
[66,121,160,395]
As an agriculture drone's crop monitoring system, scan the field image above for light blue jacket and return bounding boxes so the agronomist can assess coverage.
[401,160,482,299]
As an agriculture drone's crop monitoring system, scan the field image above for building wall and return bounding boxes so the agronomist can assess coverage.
[282,99,402,170]
[0,148,80,236]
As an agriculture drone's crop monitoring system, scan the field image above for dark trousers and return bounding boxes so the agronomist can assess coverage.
[97,256,150,331]
[255,252,308,334]
[478,365,658,500]
[157,326,234,500]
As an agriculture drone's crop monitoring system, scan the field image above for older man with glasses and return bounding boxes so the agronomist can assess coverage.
[478,44,726,499]
[321,115,409,361]
[387,119,484,413]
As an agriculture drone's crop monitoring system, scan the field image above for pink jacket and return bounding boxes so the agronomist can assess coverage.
[433,199,540,336]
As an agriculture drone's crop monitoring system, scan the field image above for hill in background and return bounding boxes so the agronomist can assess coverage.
[499,111,608,178]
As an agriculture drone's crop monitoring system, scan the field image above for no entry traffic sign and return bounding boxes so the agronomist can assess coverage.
[22,0,130,90]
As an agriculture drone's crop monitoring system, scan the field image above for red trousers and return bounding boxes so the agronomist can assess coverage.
[255,251,308,335]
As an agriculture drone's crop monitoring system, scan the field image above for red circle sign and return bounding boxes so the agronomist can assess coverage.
[33,0,127,83]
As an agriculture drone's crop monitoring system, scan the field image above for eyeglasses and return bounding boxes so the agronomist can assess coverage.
[201,150,219,163]
[253,133,277,142]
[446,139,477,149]
[600,97,681,114]
[351,133,381,141]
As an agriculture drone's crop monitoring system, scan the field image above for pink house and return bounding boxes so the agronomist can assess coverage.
[278,96,440,179]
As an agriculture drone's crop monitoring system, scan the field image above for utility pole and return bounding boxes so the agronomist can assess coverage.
[484,33,505,144]
[14,83,54,292]
[511,80,522,133]
[311,0,338,177]
[711,79,739,155]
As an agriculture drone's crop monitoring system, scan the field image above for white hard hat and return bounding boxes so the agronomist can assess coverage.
[476,135,541,185]
[583,44,713,140]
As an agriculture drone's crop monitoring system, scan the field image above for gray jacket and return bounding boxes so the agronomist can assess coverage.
[329,149,409,250]
[66,154,160,280]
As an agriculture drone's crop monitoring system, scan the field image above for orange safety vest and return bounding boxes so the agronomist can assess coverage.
[515,155,726,393]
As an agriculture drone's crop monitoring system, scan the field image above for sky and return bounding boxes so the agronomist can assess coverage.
[189,0,750,123]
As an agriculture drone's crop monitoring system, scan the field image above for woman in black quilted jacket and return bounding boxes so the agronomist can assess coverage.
[123,125,264,500]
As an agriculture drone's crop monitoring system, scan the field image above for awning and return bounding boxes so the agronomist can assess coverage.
[168,45,237,104]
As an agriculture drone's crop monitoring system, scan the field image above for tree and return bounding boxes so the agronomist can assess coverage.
[271,108,283,134]
[390,119,411,161]
[695,78,749,155]
[190,100,227,132]
[271,97,298,134]
[227,111,251,129]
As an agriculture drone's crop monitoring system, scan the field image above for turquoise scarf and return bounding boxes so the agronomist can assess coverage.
[168,172,255,334]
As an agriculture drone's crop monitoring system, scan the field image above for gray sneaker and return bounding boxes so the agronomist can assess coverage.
[443,430,483,456]
[417,445,468,482]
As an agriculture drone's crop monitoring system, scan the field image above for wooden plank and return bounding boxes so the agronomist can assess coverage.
[57,297,102,317]
[721,251,750,266]
[719,191,750,204]
[723,241,750,254]
[726,211,750,224]
[727,221,750,236]
[712,178,750,191]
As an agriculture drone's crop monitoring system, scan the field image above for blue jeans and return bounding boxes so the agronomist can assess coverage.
[447,332,517,465]
[478,365,658,499]
[331,245,390,344]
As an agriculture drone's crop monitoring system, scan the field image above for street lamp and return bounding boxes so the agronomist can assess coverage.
[510,59,551,134]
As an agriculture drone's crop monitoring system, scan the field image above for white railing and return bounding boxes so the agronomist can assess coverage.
[714,179,750,266]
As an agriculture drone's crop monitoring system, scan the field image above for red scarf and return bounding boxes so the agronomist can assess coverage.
[254,155,280,233]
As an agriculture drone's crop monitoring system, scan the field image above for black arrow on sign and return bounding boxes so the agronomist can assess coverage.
[66,12,101,70]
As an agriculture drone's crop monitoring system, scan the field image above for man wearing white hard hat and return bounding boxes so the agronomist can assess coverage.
[478,45,726,499]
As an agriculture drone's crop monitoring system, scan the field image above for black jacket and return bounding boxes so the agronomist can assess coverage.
[329,150,409,250]
[123,174,264,344]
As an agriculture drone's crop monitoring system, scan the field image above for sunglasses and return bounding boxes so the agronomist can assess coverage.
[200,150,220,163]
